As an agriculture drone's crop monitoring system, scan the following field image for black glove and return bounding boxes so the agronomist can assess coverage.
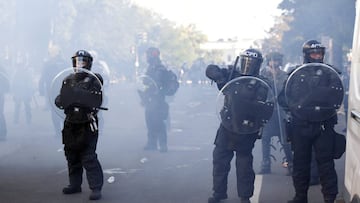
[206,64,226,82]
[55,95,64,109]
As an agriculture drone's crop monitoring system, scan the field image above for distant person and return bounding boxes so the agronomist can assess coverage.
[137,47,179,152]
[55,50,104,200]
[259,51,293,175]
[11,60,34,125]
[188,57,207,85]
[206,49,273,203]
[39,45,67,137]
[0,65,9,141]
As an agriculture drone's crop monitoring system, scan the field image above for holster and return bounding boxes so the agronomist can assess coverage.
[329,128,346,159]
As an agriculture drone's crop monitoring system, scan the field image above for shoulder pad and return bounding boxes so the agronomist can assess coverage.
[94,73,104,85]
[257,75,271,85]
[64,73,76,80]
[326,64,342,74]
[287,65,301,75]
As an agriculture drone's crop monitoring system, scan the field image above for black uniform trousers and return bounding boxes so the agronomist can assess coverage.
[291,120,338,201]
[63,122,103,191]
[212,125,258,199]
[144,101,169,149]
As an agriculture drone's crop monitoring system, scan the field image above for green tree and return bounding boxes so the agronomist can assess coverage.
[51,0,208,76]
[276,0,355,67]
[261,14,292,60]
[0,0,208,78]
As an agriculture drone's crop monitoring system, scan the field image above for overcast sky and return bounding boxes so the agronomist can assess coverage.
[131,0,283,41]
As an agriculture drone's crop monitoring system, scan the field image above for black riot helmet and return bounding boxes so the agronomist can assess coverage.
[146,47,161,65]
[71,50,93,70]
[266,52,283,68]
[302,40,325,63]
[239,48,263,76]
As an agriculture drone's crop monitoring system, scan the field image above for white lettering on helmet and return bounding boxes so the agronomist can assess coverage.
[78,50,85,55]
[310,43,323,48]
[243,51,258,57]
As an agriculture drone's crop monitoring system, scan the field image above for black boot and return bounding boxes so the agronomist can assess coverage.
[89,189,102,200]
[324,196,336,203]
[287,195,308,203]
[288,199,307,203]
[208,196,227,203]
[143,144,157,151]
[240,197,251,203]
[159,145,168,153]
[62,186,81,194]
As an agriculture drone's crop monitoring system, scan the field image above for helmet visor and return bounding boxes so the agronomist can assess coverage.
[308,48,324,63]
[72,56,89,71]
[239,57,261,75]
[308,48,324,54]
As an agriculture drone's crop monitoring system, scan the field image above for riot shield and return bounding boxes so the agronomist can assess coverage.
[285,63,344,122]
[136,75,158,94]
[216,76,275,134]
[136,74,159,105]
[49,67,104,123]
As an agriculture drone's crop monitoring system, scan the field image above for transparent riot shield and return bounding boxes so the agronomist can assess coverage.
[49,67,104,123]
[136,75,158,94]
[136,74,159,105]
[285,63,344,122]
[216,76,275,134]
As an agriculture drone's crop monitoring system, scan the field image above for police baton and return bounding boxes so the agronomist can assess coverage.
[97,107,108,111]
[228,56,240,81]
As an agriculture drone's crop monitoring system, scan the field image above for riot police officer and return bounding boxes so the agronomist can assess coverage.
[259,52,293,175]
[207,49,273,203]
[138,47,179,153]
[11,58,34,125]
[55,50,104,200]
[279,40,343,203]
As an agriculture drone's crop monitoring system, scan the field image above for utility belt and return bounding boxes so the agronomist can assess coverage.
[65,106,98,132]
[285,115,336,142]
[290,115,336,128]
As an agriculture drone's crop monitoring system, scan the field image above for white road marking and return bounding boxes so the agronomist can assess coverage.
[252,175,263,203]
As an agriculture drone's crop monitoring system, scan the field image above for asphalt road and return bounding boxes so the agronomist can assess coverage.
[0,82,346,203]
